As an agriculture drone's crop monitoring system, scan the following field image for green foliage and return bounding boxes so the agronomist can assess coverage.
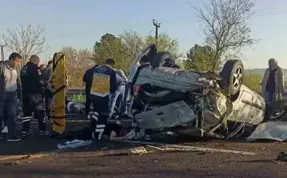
[184,44,218,71]
[243,73,262,93]
[92,32,179,73]
[145,34,179,57]
[120,31,145,58]
[92,33,131,73]
[61,47,94,87]
[70,94,86,103]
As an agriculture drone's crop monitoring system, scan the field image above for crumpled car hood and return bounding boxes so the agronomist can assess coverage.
[247,121,287,141]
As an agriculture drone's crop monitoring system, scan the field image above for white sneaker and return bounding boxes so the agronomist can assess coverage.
[1,126,8,134]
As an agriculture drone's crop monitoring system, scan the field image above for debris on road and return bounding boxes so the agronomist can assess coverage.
[247,121,287,141]
[99,146,149,156]
[0,153,52,166]
[276,152,287,162]
[57,139,92,149]
[115,140,256,155]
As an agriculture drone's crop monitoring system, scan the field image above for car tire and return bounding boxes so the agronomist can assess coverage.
[150,51,174,68]
[220,60,244,95]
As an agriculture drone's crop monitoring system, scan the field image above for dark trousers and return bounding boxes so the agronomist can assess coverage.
[22,94,46,133]
[1,109,8,128]
[89,96,110,140]
[0,92,18,137]
[85,94,91,115]
[85,94,97,115]
[44,89,53,117]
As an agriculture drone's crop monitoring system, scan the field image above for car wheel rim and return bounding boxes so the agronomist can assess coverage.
[232,66,243,89]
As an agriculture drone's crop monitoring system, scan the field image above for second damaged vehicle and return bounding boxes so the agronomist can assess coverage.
[124,44,283,139]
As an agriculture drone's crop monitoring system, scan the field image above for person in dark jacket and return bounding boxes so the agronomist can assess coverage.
[131,55,151,85]
[0,52,22,141]
[87,59,118,140]
[20,55,47,136]
[83,64,98,116]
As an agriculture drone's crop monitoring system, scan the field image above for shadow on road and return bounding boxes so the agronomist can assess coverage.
[0,165,273,178]
[0,134,138,157]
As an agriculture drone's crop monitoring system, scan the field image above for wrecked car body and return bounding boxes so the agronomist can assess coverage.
[124,44,270,139]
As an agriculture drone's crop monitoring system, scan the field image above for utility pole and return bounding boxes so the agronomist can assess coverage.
[152,19,161,44]
[0,44,6,61]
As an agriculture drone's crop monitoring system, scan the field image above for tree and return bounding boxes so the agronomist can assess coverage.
[120,31,145,59]
[184,44,217,71]
[120,31,180,58]
[93,33,131,73]
[145,34,179,57]
[194,0,256,71]
[2,24,47,64]
[92,32,180,73]
[61,47,94,87]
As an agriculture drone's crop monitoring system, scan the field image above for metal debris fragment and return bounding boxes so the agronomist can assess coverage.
[115,140,256,155]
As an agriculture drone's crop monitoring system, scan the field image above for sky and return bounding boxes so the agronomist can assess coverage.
[0,0,287,69]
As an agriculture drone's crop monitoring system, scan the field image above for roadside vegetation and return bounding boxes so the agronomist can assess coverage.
[243,73,262,94]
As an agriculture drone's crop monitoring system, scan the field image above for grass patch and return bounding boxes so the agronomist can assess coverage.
[69,94,86,103]
[243,73,262,94]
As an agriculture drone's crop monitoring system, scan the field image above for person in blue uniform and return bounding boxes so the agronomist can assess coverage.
[87,58,119,140]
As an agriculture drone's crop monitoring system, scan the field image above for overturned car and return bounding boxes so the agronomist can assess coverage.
[124,45,281,139]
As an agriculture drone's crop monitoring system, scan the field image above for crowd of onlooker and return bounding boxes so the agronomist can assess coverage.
[0,53,53,141]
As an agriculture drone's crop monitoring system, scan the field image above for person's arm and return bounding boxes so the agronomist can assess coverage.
[278,69,284,94]
[16,71,22,100]
[83,70,88,83]
[110,71,117,94]
[30,66,43,88]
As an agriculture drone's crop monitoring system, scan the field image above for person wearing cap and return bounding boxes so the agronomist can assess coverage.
[261,58,284,103]
[20,55,47,137]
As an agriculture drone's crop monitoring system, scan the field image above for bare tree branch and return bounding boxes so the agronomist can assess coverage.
[194,0,256,71]
[2,24,47,64]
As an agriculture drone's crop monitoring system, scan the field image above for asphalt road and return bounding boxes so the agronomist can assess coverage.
[1,136,287,178]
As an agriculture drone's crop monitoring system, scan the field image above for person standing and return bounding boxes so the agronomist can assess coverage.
[87,59,117,140]
[261,58,284,103]
[109,69,127,118]
[20,55,47,136]
[0,52,22,141]
[83,64,98,116]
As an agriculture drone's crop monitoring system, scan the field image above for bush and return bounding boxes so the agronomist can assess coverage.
[70,94,86,103]
[243,73,262,93]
